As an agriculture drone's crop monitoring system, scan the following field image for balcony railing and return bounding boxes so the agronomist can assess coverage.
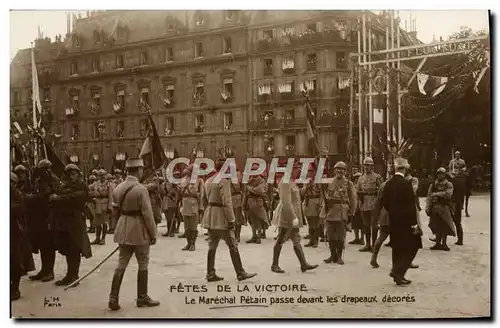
[279,92,295,101]
[255,38,280,52]
[257,93,274,103]
[250,117,307,130]
[290,29,348,47]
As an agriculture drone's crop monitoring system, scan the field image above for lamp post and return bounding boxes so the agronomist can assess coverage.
[97,120,106,169]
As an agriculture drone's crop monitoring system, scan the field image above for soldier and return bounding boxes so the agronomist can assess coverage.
[51,164,92,287]
[90,169,111,245]
[145,173,163,227]
[426,167,456,251]
[370,169,392,268]
[108,158,159,311]
[202,159,257,282]
[25,159,59,282]
[114,168,124,184]
[231,168,245,242]
[86,175,97,233]
[106,173,117,233]
[449,151,466,245]
[160,170,180,237]
[301,167,322,248]
[179,165,204,251]
[272,163,318,273]
[13,164,31,193]
[322,161,357,265]
[243,164,269,244]
[356,157,383,252]
[348,172,364,245]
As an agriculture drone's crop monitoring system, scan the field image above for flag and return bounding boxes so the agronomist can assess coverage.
[41,138,66,178]
[373,108,384,124]
[305,102,318,157]
[416,73,429,95]
[429,76,448,97]
[31,47,42,128]
[473,67,488,93]
[139,113,166,175]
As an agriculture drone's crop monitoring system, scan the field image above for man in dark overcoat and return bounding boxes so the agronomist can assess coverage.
[51,164,92,287]
[381,158,422,285]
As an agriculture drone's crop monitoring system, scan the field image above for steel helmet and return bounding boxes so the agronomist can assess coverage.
[363,157,374,165]
[10,172,18,183]
[64,163,81,174]
[13,164,27,173]
[334,161,347,169]
[37,159,52,169]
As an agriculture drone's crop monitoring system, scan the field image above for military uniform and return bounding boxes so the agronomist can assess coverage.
[243,174,269,244]
[231,171,245,242]
[370,179,390,268]
[109,158,159,311]
[356,158,383,251]
[86,175,97,233]
[145,175,163,226]
[202,168,256,282]
[348,172,364,245]
[107,174,119,233]
[179,170,204,251]
[90,169,112,245]
[160,174,180,237]
[426,168,456,251]
[448,154,466,245]
[51,164,92,287]
[321,162,357,265]
[301,181,322,247]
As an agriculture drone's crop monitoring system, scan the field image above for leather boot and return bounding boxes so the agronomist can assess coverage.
[311,228,319,248]
[246,227,257,243]
[100,224,108,245]
[304,228,315,247]
[323,241,337,263]
[230,249,257,281]
[136,271,160,307]
[206,249,223,282]
[442,236,451,251]
[304,227,312,240]
[370,242,380,268]
[456,227,464,245]
[371,227,378,249]
[359,233,372,252]
[40,249,55,282]
[235,225,241,243]
[294,245,318,272]
[319,225,325,242]
[271,244,285,273]
[91,226,101,245]
[11,275,21,301]
[189,230,196,251]
[182,231,191,251]
[67,254,81,287]
[336,243,344,265]
[108,269,125,311]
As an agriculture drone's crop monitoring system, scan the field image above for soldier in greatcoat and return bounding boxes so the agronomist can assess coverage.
[25,159,59,283]
[426,167,456,251]
[108,158,159,311]
[202,160,257,282]
[272,163,318,273]
[321,161,357,265]
[348,172,364,245]
[160,170,181,237]
[90,169,111,245]
[231,169,246,242]
[10,172,35,301]
[356,157,383,252]
[179,165,204,251]
[301,168,322,248]
[243,164,269,244]
[51,164,92,287]
[86,175,97,233]
[145,173,163,226]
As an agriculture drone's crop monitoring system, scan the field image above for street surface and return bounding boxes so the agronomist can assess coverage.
[11,195,491,319]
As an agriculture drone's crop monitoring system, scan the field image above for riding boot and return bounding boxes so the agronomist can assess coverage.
[271,244,285,273]
[305,227,312,240]
[235,225,241,243]
[294,245,318,272]
[40,248,55,282]
[189,230,196,251]
[108,269,125,311]
[206,249,223,282]
[336,242,345,265]
[319,224,325,242]
[182,231,191,251]
[311,228,319,248]
[304,227,315,247]
[370,240,381,268]
[67,253,81,287]
[136,271,160,307]
[359,232,372,252]
[229,249,257,281]
[11,274,21,301]
[456,226,464,245]
[100,224,108,245]
[324,240,336,263]
[371,226,378,248]
[91,225,101,244]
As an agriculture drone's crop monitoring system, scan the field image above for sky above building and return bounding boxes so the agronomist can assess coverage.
[9,10,490,61]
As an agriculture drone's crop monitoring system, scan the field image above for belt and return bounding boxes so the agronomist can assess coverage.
[208,202,224,207]
[121,210,142,216]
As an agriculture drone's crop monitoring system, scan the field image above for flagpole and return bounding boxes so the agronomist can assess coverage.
[31,42,38,166]
[368,15,373,158]
[385,12,391,178]
[396,11,402,147]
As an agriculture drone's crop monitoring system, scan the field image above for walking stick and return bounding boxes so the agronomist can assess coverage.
[64,246,119,290]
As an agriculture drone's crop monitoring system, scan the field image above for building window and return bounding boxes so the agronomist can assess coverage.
[285,109,295,121]
[337,52,346,69]
[193,81,204,106]
[279,81,294,94]
[165,117,174,135]
[92,122,100,139]
[94,30,100,44]
[43,88,50,102]
[223,112,233,131]
[307,53,317,71]
[194,114,205,132]
[225,10,234,20]
[140,88,150,108]
[336,76,349,93]
[307,22,317,33]
[140,119,148,137]
[265,137,275,154]
[196,12,204,26]
[72,94,80,110]
[263,29,273,40]
[300,79,317,95]
[264,58,273,76]
[116,54,124,69]
[90,91,101,113]
[71,124,79,141]
[92,58,100,72]
[223,37,232,54]
[165,47,173,62]
[116,120,125,138]
[114,89,125,112]
[282,53,295,72]
[164,85,175,106]
[140,51,148,65]
[195,42,203,58]
[70,61,78,75]
[285,135,296,153]
[221,78,233,101]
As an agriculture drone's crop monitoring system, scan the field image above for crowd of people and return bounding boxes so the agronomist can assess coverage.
[10,152,470,311]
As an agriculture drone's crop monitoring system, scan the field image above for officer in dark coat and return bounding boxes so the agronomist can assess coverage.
[25,159,59,282]
[11,172,35,301]
[381,158,422,285]
[51,164,92,287]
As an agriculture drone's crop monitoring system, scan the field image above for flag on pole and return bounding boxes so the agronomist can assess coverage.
[473,67,488,93]
[430,76,448,97]
[139,113,166,175]
[416,73,429,95]
[31,47,42,128]
[305,102,318,157]
[41,137,66,178]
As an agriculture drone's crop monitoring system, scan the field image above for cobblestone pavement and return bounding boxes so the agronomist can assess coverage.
[11,195,490,319]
